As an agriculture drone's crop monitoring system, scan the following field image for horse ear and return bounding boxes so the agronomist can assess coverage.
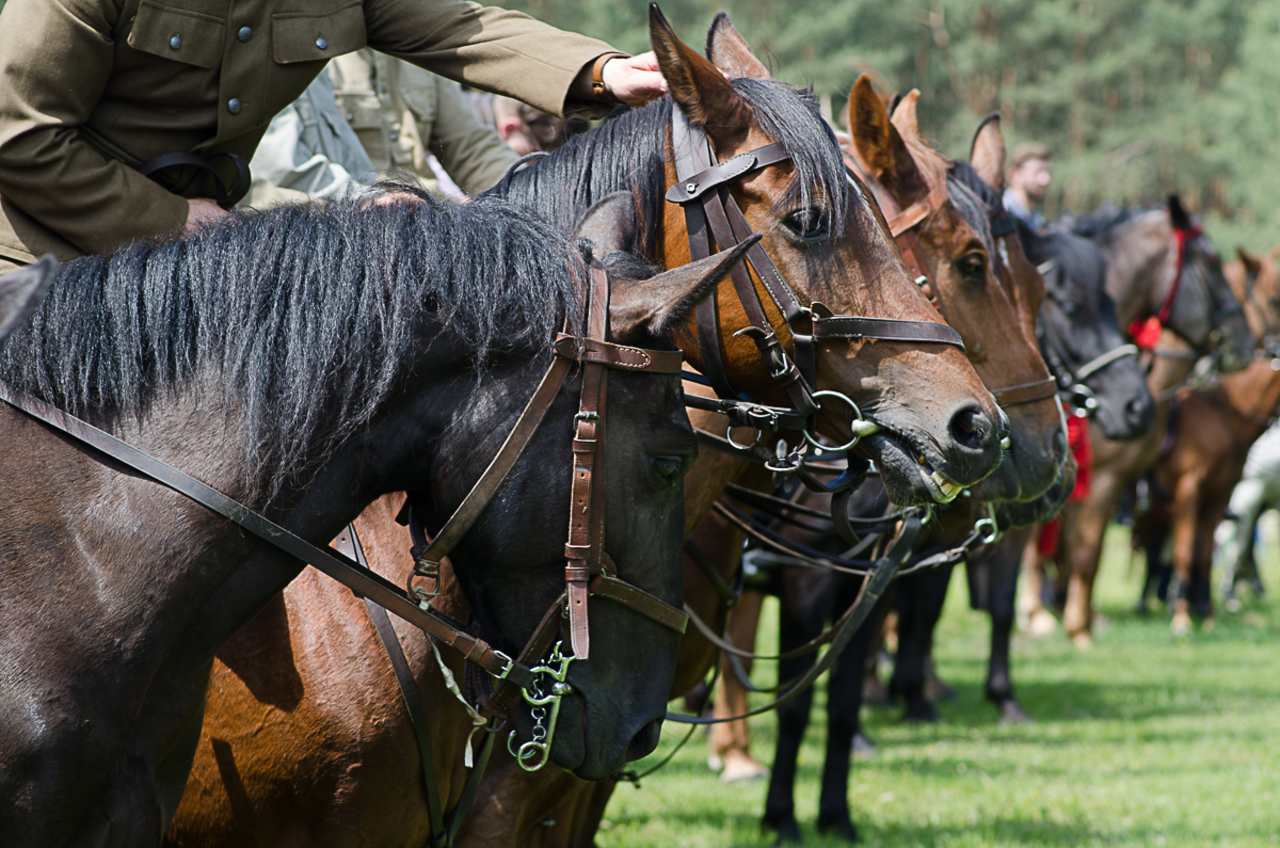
[609,234,760,342]
[1168,195,1194,232]
[572,192,639,257]
[1237,246,1263,280]
[649,4,752,147]
[969,113,1006,192]
[0,254,55,342]
[705,12,770,80]
[848,76,928,204]
[889,89,923,142]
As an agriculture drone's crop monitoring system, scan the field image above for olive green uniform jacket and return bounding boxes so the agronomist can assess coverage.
[0,0,613,265]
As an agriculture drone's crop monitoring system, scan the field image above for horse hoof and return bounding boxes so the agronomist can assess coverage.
[901,701,941,723]
[1024,609,1059,637]
[1170,611,1192,637]
[707,753,723,773]
[1224,597,1242,613]
[1201,617,1215,634]
[816,816,859,843]
[1070,631,1095,650]
[999,701,1033,724]
[923,675,957,702]
[862,678,892,707]
[852,732,877,758]
[719,750,768,783]
[763,816,803,845]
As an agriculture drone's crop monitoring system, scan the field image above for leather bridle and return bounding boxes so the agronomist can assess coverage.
[667,110,965,456]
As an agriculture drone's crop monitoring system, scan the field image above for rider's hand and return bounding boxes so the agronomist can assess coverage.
[600,52,668,107]
[183,198,230,236]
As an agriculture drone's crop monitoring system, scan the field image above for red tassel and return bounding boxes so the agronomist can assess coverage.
[1128,315,1162,350]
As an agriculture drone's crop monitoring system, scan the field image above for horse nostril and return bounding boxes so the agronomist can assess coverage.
[1126,396,1152,429]
[625,718,662,762]
[949,404,995,451]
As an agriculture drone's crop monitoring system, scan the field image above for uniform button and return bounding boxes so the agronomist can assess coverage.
[227,98,242,115]
[389,132,399,142]
[238,26,253,42]
[169,35,182,50]
[315,37,328,50]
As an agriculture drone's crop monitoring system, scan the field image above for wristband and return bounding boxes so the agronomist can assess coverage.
[591,52,631,97]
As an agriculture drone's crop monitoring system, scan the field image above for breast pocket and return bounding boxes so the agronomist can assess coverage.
[127,1,226,69]
[273,3,367,65]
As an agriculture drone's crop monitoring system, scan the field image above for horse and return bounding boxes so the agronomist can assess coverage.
[166,11,1008,848]
[0,191,722,847]
[701,89,1067,844]
[1129,243,1280,632]
[0,254,53,341]
[946,200,1159,720]
[1022,197,1255,646]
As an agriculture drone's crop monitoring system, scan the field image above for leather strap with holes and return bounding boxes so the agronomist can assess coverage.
[591,52,630,97]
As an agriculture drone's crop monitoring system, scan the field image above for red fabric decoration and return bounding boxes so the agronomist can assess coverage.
[1128,315,1163,350]
[1036,401,1094,556]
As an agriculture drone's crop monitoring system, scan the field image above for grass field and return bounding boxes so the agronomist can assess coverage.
[598,521,1280,848]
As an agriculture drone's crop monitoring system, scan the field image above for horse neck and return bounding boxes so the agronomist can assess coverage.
[1219,359,1280,431]
[1104,215,1174,328]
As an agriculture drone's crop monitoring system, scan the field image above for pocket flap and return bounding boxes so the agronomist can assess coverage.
[128,1,226,69]
[272,4,366,65]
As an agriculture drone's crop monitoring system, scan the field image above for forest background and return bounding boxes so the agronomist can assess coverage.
[502,0,1280,252]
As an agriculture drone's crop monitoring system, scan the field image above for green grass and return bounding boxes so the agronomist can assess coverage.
[598,521,1280,847]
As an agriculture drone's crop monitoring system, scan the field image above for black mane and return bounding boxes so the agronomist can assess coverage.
[1059,203,1141,241]
[485,79,853,260]
[947,160,1004,221]
[0,193,585,497]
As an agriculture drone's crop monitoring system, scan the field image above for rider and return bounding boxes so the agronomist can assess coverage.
[0,0,664,274]
[1003,142,1053,231]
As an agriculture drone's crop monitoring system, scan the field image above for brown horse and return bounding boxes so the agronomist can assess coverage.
[1132,245,1280,632]
[1023,199,1255,646]
[167,10,1005,848]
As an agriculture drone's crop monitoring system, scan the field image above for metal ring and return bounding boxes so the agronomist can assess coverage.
[803,390,868,453]
[726,424,762,451]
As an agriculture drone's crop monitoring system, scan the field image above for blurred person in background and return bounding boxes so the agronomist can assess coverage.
[1004,142,1053,231]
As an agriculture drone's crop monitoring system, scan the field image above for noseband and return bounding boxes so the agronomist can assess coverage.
[668,110,964,456]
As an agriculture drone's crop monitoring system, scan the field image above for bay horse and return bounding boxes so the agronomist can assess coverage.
[955,199,1156,720]
[168,9,1009,848]
[0,255,52,341]
[0,192,723,847]
[1023,198,1255,646]
[1131,243,1280,632]
[697,88,1068,844]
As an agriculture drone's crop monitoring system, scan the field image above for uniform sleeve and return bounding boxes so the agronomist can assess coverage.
[363,0,617,120]
[407,75,516,196]
[0,0,189,255]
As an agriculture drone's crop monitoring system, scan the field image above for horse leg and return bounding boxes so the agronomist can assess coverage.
[1223,478,1265,605]
[1062,475,1123,647]
[709,589,768,781]
[1018,530,1058,635]
[984,528,1033,722]
[1168,473,1202,635]
[762,597,824,844]
[816,577,872,843]
[890,565,952,722]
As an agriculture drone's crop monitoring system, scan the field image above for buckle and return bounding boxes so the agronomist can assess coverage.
[491,650,515,681]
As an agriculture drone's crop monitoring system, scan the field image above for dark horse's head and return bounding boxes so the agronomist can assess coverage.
[0,191,749,785]
[1016,221,1154,441]
[424,194,754,778]
[1068,198,1254,372]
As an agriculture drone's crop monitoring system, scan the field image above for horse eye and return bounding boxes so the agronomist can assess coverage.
[651,455,689,487]
[958,252,987,281]
[783,207,827,240]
